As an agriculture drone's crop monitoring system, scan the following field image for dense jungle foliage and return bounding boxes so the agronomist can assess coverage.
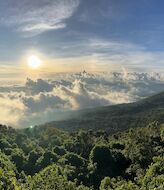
[0,121,163,190]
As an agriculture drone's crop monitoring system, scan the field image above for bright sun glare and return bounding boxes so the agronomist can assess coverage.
[27,55,42,69]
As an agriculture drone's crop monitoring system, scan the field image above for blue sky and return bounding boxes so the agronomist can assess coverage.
[0,0,164,76]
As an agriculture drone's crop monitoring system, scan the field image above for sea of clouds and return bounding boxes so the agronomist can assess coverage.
[0,71,164,127]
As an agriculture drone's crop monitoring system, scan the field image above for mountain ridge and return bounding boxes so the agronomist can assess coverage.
[42,91,164,132]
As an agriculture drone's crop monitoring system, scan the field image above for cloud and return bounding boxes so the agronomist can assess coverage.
[0,95,26,126]
[56,80,110,109]
[0,71,163,127]
[0,0,80,36]
[38,36,164,72]
[25,78,54,95]
[22,93,66,113]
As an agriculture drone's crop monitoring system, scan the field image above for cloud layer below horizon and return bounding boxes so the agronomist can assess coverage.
[0,71,164,128]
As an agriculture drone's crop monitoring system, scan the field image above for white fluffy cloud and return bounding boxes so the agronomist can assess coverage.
[0,71,164,127]
[0,96,26,126]
[55,80,111,109]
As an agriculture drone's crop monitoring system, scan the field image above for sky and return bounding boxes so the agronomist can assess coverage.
[0,0,164,127]
[0,0,164,79]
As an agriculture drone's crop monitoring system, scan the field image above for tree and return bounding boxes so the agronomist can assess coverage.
[90,145,115,175]
[89,145,116,189]
[142,157,164,190]
[26,164,89,190]
[100,177,139,190]
[0,152,22,189]
[36,151,58,170]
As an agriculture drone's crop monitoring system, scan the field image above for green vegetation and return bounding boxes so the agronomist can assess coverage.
[0,121,163,189]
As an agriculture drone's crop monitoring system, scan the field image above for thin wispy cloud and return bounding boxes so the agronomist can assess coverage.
[41,36,164,72]
[0,0,80,36]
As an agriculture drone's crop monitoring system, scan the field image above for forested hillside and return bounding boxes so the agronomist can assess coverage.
[45,91,164,132]
[0,121,163,189]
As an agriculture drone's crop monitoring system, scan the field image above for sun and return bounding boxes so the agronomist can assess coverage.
[27,55,42,69]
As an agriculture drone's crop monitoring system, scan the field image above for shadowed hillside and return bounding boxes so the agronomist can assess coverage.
[44,91,164,132]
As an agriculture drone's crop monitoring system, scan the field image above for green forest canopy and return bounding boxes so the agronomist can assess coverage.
[0,121,163,190]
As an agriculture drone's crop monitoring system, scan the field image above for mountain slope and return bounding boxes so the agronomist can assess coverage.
[44,91,164,132]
